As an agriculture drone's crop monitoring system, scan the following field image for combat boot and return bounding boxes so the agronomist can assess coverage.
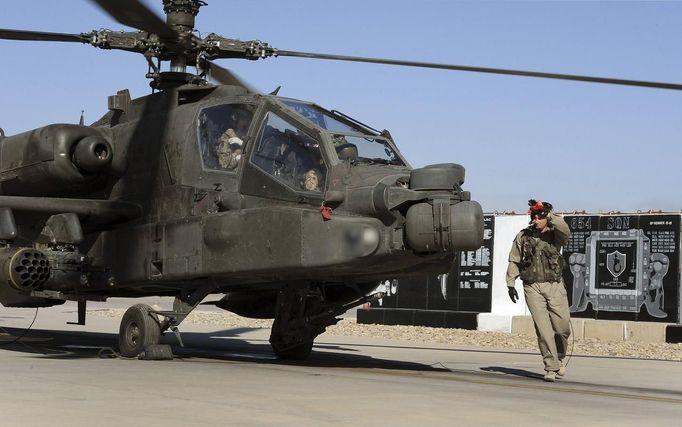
[543,371,557,382]
[557,360,566,377]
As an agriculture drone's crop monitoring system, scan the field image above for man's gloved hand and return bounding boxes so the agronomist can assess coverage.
[508,287,519,303]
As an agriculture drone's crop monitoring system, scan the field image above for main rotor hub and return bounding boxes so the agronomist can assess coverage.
[163,0,205,33]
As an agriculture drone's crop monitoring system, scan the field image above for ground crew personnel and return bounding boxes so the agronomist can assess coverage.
[506,199,571,382]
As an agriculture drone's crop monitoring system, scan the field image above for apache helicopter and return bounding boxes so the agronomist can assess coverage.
[1,0,680,360]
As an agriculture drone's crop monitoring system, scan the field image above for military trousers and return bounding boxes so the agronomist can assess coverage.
[523,281,571,372]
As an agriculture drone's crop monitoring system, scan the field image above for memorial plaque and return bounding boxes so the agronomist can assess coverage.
[563,214,680,322]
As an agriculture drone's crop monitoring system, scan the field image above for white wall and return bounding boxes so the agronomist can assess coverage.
[491,215,531,315]
[478,215,531,332]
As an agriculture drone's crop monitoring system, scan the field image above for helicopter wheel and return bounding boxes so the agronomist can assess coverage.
[271,339,314,361]
[118,304,161,358]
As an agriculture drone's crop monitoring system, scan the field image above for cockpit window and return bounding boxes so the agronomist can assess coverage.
[197,103,256,171]
[332,134,405,166]
[281,100,370,134]
[251,112,327,193]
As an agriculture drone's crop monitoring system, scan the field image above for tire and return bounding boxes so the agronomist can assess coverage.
[272,340,314,361]
[118,304,161,358]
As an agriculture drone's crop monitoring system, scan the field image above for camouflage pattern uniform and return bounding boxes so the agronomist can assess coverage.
[217,128,243,169]
[506,212,571,373]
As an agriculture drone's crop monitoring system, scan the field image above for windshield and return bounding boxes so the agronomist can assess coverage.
[332,134,406,166]
[197,103,256,171]
[281,100,372,134]
[251,112,327,193]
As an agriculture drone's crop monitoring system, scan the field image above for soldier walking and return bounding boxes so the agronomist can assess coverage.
[506,199,571,382]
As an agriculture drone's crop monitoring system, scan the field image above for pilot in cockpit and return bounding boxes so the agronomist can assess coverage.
[216,113,250,170]
[217,128,243,169]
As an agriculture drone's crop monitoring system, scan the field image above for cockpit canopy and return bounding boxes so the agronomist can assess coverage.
[251,111,327,193]
[194,96,408,198]
[280,99,406,167]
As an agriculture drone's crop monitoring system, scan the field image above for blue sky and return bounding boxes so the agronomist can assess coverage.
[1,1,681,213]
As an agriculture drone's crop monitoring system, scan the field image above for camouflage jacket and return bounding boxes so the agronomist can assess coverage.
[506,212,570,287]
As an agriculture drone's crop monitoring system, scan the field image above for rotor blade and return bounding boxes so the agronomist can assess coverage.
[0,28,89,43]
[276,50,682,91]
[89,0,177,40]
[204,60,258,93]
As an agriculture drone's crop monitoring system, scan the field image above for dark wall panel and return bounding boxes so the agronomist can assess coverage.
[563,214,680,323]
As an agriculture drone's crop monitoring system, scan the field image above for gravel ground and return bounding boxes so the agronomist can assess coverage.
[91,308,682,362]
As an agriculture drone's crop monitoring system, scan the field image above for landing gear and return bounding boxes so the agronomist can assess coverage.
[118,304,161,357]
[117,287,215,358]
[269,283,338,361]
[273,339,314,360]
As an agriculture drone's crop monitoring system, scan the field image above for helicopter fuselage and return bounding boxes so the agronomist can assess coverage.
[0,83,483,314]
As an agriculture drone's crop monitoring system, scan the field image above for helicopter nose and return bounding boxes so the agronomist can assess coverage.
[343,225,380,257]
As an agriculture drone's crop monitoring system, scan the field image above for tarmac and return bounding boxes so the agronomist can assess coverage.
[1,299,681,426]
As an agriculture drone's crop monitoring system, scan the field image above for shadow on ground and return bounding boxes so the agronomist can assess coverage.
[480,366,545,380]
[0,326,448,373]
